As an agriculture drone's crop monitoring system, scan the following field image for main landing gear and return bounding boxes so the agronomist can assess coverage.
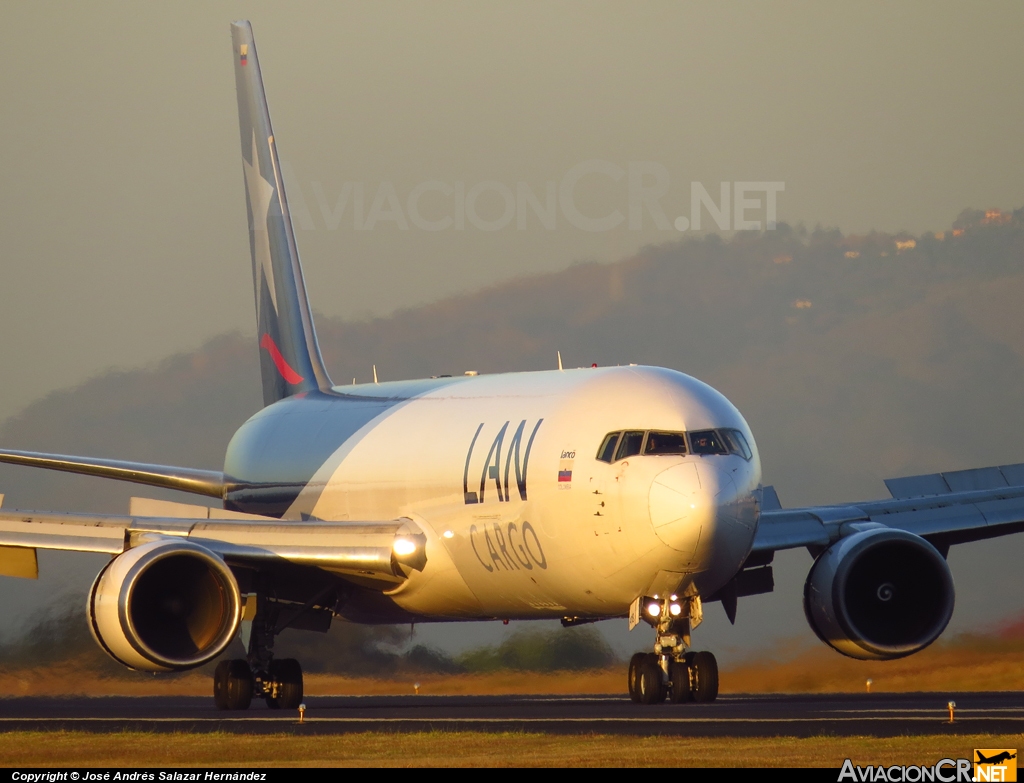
[627,594,719,705]
[214,585,307,711]
[214,656,304,711]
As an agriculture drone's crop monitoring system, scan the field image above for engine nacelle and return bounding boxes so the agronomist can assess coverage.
[803,528,954,660]
[88,539,242,672]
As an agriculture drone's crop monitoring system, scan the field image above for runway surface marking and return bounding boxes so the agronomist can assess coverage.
[0,716,1012,724]
[3,693,1023,736]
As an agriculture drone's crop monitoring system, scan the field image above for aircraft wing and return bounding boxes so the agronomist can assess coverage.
[0,507,426,585]
[753,462,1024,555]
[0,448,225,498]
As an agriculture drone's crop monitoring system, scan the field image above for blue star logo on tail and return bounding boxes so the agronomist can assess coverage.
[242,131,279,318]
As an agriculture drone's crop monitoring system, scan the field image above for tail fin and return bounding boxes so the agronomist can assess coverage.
[231,21,333,406]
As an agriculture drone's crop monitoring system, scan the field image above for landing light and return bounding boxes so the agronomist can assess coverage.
[669,603,682,617]
[393,538,418,557]
[646,602,661,618]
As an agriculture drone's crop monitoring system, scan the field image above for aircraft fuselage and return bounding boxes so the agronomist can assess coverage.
[223,364,761,620]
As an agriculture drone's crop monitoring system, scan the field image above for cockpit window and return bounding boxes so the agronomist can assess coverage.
[688,429,728,455]
[720,428,753,460]
[615,431,645,461]
[599,427,746,462]
[596,432,620,463]
[644,431,688,455]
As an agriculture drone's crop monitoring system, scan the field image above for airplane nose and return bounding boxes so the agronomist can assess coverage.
[648,462,737,560]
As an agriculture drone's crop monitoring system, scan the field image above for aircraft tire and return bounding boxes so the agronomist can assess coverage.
[216,659,253,711]
[668,658,693,703]
[627,652,647,703]
[265,658,303,710]
[213,660,230,710]
[638,653,665,705]
[690,651,719,703]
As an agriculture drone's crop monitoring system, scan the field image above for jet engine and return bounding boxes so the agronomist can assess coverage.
[87,539,242,672]
[803,528,954,660]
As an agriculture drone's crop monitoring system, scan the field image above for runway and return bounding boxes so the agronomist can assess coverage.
[1,692,1023,736]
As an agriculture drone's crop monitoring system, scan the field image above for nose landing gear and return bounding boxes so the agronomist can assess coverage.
[627,595,719,705]
[627,650,718,704]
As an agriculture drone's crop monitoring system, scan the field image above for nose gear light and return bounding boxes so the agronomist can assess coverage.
[640,596,684,625]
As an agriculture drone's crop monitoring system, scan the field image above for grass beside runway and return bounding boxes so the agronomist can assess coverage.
[0,731,1019,767]
[723,634,1024,694]
[8,635,1024,697]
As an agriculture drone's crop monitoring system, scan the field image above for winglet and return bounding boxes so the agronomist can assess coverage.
[231,21,333,406]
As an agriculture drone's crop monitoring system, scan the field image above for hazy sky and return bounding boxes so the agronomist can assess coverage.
[1,2,1023,422]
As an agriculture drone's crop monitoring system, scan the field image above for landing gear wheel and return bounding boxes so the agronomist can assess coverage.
[214,658,253,711]
[668,658,693,704]
[690,651,718,703]
[265,658,303,710]
[214,660,230,710]
[627,652,647,703]
[637,653,666,705]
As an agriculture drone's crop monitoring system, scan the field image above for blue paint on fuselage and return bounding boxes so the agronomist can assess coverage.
[223,376,469,516]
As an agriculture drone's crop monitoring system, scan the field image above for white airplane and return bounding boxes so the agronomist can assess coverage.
[0,21,1022,710]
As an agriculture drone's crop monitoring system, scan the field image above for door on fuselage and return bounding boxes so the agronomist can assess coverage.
[587,431,645,572]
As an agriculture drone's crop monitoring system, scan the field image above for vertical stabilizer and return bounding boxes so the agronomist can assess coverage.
[231,21,333,406]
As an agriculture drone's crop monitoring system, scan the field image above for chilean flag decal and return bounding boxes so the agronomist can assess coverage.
[260,333,304,385]
[558,449,575,489]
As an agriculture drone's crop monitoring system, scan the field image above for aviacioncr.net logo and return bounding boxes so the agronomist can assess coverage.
[839,758,972,782]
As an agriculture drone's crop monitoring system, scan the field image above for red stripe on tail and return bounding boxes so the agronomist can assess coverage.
[260,333,305,385]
